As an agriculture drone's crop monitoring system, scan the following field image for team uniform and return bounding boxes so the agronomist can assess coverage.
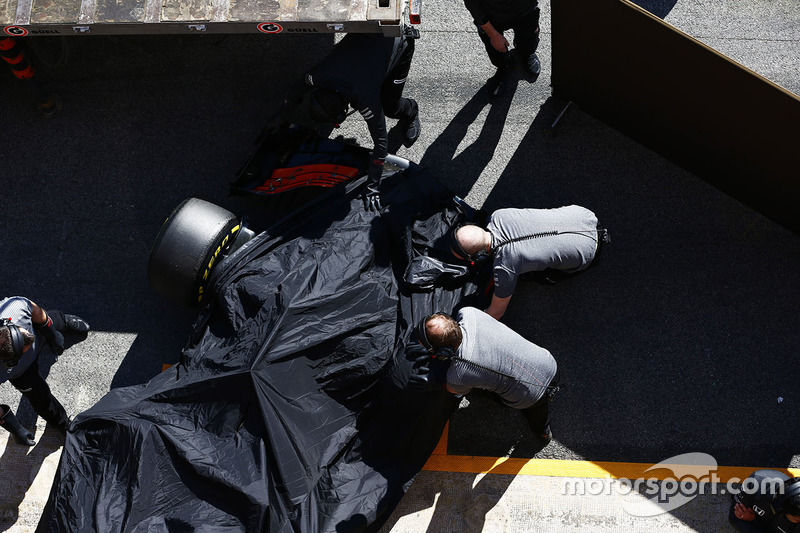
[447,307,559,432]
[0,296,71,431]
[488,206,600,298]
[288,32,418,192]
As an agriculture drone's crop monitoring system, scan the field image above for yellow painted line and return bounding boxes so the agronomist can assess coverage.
[423,455,800,482]
[423,425,800,481]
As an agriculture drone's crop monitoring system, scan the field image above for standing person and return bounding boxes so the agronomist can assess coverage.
[450,205,608,320]
[280,30,421,212]
[730,470,800,532]
[463,0,542,94]
[407,308,559,444]
[0,296,89,442]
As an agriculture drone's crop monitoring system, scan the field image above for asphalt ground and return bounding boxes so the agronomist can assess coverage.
[1,0,799,531]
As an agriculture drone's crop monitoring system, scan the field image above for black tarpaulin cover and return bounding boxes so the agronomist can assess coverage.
[38,166,489,532]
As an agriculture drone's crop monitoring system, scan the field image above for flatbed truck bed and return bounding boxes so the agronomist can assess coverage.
[2,0,417,37]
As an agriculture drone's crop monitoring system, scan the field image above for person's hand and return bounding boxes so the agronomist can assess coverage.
[490,33,509,54]
[404,343,432,363]
[408,359,449,391]
[408,365,443,391]
[362,184,383,212]
[734,503,756,522]
[36,314,64,356]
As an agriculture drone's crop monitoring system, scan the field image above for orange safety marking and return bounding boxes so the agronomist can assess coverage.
[423,422,800,480]
[423,454,800,481]
[431,422,448,455]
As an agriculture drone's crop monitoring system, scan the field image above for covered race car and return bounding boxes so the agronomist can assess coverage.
[38,133,491,532]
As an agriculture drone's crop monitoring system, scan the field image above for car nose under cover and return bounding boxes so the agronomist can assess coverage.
[38,166,489,533]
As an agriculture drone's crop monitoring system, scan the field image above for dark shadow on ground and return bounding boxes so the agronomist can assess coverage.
[445,97,800,471]
[417,75,520,198]
[378,461,526,533]
[628,0,679,18]
[1,33,337,390]
[0,424,63,530]
[0,351,65,530]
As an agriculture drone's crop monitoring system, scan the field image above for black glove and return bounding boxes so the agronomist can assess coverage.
[361,157,385,212]
[362,184,383,212]
[408,359,449,392]
[404,342,432,363]
[36,314,64,356]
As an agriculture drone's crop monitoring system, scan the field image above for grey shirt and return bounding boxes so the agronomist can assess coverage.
[446,307,557,408]
[489,206,599,299]
[1,296,39,382]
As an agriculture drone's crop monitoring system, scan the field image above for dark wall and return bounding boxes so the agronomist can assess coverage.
[551,0,800,233]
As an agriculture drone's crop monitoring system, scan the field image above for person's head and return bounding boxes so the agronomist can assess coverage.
[0,322,34,368]
[782,477,800,522]
[450,224,490,261]
[419,313,462,352]
[308,87,347,126]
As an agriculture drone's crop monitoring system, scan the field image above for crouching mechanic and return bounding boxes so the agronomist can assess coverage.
[280,30,421,212]
[0,296,90,441]
[407,308,559,443]
[450,205,608,320]
[730,470,800,532]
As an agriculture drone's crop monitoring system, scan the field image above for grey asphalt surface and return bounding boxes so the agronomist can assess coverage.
[1,0,799,531]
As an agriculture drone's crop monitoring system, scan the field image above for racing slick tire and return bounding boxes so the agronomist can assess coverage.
[148,197,241,307]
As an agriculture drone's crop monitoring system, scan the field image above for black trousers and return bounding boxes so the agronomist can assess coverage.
[381,34,417,120]
[476,7,541,69]
[8,309,70,429]
[521,369,559,432]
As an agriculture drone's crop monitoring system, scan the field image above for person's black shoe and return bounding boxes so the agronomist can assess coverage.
[485,66,510,99]
[401,99,421,148]
[0,405,36,446]
[64,314,90,333]
[535,424,552,444]
[403,115,421,148]
[526,53,541,80]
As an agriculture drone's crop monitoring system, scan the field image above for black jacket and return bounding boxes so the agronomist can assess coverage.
[305,33,406,185]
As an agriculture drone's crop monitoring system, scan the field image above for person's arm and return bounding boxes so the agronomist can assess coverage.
[479,20,509,54]
[732,502,756,522]
[445,384,460,394]
[464,0,509,60]
[359,98,389,211]
[485,294,511,320]
[29,301,47,325]
[30,301,64,355]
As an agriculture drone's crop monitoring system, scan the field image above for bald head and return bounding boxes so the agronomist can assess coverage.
[453,225,491,259]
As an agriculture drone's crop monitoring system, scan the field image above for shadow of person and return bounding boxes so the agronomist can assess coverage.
[377,391,549,532]
[0,422,64,530]
[417,77,520,194]
[424,457,524,533]
[377,432,529,533]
